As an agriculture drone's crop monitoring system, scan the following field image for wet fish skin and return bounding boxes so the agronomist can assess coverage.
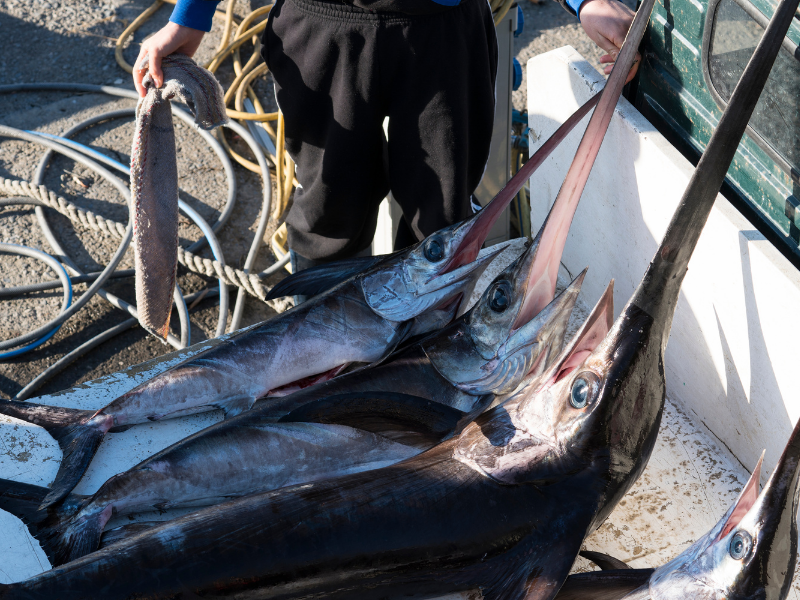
[112,282,400,424]
[36,422,421,567]
[0,439,604,600]
[21,238,586,567]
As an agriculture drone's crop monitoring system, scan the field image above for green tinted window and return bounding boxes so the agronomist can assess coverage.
[708,0,800,175]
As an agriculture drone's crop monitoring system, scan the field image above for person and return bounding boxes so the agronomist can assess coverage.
[134,0,638,275]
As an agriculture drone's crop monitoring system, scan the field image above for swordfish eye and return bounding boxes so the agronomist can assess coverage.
[424,235,445,262]
[729,531,753,560]
[489,281,512,313]
[569,372,599,409]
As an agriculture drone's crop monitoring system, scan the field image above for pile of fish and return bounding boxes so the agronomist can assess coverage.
[1,0,799,594]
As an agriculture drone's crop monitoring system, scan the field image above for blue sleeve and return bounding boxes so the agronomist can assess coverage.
[567,0,588,19]
[170,0,221,32]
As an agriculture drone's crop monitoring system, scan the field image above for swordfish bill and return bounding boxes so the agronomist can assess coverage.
[629,0,800,341]
[511,0,653,327]
[0,87,601,512]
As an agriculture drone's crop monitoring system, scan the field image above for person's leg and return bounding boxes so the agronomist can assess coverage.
[383,0,498,248]
[262,0,390,263]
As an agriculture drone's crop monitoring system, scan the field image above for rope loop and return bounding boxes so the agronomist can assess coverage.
[0,177,290,310]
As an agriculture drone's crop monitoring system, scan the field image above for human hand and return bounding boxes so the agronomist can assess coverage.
[580,0,640,83]
[133,22,206,97]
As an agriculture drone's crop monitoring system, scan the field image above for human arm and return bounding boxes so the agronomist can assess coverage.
[579,0,640,83]
[552,0,640,84]
[133,0,221,97]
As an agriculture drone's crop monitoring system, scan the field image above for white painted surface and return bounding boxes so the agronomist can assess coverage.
[527,46,800,592]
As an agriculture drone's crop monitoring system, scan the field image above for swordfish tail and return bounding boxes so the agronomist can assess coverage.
[0,477,90,568]
[0,399,113,509]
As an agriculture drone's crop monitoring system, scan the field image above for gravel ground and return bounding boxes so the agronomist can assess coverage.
[0,0,615,399]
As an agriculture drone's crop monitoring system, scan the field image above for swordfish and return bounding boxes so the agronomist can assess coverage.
[0,91,601,510]
[0,274,618,600]
[1,235,589,567]
[557,414,800,600]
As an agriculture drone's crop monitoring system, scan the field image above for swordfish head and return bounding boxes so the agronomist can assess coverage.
[421,236,587,397]
[648,422,800,600]
[453,279,616,486]
[359,193,516,324]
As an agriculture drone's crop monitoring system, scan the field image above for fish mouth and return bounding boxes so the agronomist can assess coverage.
[542,279,615,387]
[506,234,564,332]
[715,452,764,542]
[417,243,506,295]
[442,196,513,276]
[501,268,587,377]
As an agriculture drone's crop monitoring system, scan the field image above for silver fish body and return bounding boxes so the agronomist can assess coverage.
[112,280,399,424]
[18,236,587,567]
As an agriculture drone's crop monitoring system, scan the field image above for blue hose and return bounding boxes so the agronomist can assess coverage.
[0,243,73,359]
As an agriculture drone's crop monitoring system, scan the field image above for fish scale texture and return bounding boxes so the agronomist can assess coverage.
[130,54,228,339]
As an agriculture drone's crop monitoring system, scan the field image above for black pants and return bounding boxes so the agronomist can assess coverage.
[262,0,498,261]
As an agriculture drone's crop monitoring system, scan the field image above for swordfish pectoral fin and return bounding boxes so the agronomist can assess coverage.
[553,570,654,600]
[364,319,417,369]
[214,396,256,420]
[345,319,417,377]
[144,395,256,422]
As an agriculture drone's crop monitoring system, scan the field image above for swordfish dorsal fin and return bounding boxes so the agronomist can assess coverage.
[628,0,800,342]
[265,254,393,300]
